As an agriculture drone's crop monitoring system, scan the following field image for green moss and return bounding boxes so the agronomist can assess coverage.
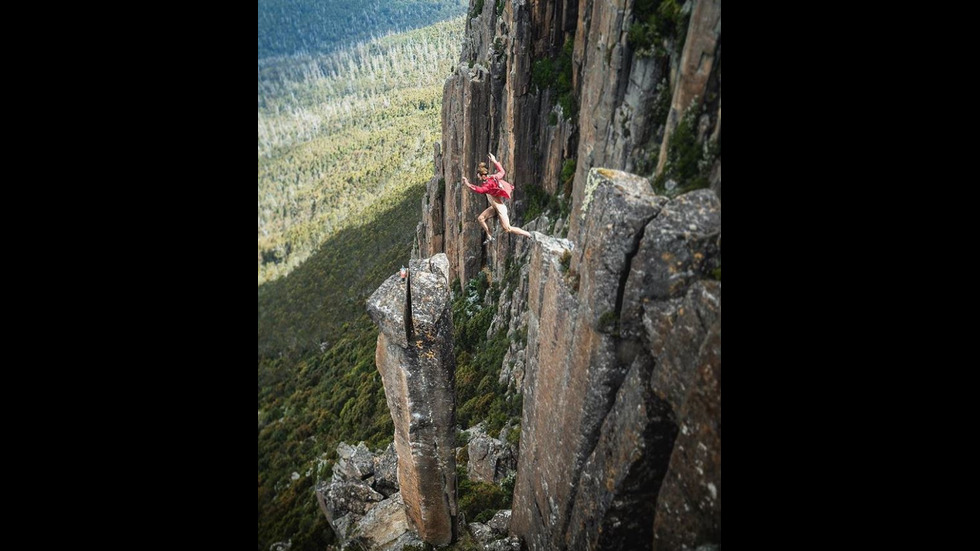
[597,310,620,336]
[559,250,571,273]
[496,0,505,16]
[506,424,521,446]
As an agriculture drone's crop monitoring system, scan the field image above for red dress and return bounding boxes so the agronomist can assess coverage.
[468,161,514,199]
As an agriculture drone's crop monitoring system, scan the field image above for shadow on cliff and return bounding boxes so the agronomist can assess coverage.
[258,184,425,360]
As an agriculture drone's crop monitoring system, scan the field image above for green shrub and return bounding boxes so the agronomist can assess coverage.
[597,310,620,336]
[560,158,576,191]
[457,468,510,523]
[470,0,485,19]
[506,424,521,446]
[652,104,715,197]
[531,58,554,90]
[627,0,686,57]
[532,39,577,121]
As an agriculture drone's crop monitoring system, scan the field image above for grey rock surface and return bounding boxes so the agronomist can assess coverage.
[367,253,459,545]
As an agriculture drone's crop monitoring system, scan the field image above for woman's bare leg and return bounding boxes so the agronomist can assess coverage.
[477,207,497,238]
[494,203,532,238]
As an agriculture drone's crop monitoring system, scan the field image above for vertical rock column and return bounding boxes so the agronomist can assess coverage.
[367,253,458,546]
[655,0,722,176]
[440,64,493,287]
[512,171,721,550]
[511,169,663,550]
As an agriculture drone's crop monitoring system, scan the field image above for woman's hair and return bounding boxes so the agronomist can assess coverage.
[477,162,489,177]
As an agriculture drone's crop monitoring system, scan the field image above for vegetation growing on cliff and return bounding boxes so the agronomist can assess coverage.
[652,103,719,197]
[447,260,528,527]
[451,270,522,434]
[532,39,577,121]
[522,157,574,234]
[470,0,485,19]
[627,0,690,58]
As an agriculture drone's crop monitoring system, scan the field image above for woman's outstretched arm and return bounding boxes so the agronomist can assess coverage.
[463,176,491,194]
[488,153,505,179]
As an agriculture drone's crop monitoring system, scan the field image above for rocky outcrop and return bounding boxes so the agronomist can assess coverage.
[419,142,445,258]
[467,424,517,484]
[351,493,423,551]
[511,171,720,550]
[316,442,426,551]
[321,478,384,520]
[367,253,459,545]
[650,312,721,550]
[485,536,523,551]
[567,0,669,242]
[487,509,512,535]
[373,442,400,498]
[467,519,521,551]
[469,521,495,544]
[511,169,661,549]
[333,441,375,481]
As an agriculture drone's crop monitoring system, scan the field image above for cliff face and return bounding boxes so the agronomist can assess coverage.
[412,1,722,549]
[420,0,720,275]
[366,254,459,545]
[512,171,720,550]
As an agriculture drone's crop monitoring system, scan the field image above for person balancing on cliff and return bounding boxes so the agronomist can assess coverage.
[463,152,532,244]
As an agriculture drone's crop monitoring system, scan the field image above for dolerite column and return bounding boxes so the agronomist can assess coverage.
[367,253,458,545]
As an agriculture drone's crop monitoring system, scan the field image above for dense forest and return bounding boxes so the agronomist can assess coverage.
[258,0,466,58]
[258,18,464,285]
